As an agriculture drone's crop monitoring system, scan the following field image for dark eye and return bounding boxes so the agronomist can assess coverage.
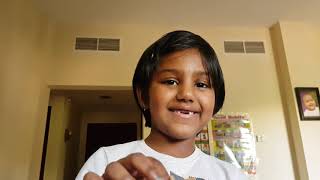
[196,82,209,88]
[163,79,178,86]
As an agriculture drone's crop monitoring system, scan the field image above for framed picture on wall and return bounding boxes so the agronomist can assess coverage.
[295,87,320,120]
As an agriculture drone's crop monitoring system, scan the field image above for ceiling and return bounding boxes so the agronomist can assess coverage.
[39,0,320,27]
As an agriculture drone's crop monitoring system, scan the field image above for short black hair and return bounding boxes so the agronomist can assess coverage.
[132,30,225,127]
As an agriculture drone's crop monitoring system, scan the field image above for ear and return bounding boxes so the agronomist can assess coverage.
[136,87,148,109]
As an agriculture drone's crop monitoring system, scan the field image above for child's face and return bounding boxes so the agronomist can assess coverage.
[147,48,215,141]
[303,94,316,111]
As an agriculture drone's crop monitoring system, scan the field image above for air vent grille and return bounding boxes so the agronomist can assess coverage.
[75,37,120,51]
[75,38,98,50]
[98,38,120,51]
[244,41,265,53]
[224,41,245,53]
[224,41,265,54]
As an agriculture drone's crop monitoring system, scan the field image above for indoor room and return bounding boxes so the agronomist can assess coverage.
[1,0,320,180]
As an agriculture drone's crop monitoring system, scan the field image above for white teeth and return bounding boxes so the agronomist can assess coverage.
[176,110,194,115]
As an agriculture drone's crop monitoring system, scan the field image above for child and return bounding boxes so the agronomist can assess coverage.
[302,93,320,117]
[76,31,247,180]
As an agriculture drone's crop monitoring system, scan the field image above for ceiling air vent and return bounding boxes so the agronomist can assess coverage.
[224,41,245,53]
[244,41,265,53]
[75,37,98,50]
[98,38,120,51]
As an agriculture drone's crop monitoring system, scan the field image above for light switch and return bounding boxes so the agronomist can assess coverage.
[256,135,264,142]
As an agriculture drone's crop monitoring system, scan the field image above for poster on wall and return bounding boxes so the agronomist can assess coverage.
[210,113,257,177]
[195,125,210,155]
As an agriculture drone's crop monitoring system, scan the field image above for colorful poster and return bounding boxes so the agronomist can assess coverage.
[195,125,210,155]
[210,113,257,176]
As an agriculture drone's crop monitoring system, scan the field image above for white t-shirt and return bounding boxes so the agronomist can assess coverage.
[76,140,248,180]
[304,107,320,117]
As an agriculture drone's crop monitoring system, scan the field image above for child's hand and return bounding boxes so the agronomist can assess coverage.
[83,153,170,180]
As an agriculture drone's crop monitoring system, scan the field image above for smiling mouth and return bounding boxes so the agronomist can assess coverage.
[169,109,199,118]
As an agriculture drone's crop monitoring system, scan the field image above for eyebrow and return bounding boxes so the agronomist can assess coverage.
[157,69,208,76]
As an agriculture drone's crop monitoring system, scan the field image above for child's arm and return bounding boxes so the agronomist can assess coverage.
[83,153,170,180]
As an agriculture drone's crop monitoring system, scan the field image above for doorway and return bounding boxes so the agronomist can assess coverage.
[85,123,137,161]
[41,88,141,180]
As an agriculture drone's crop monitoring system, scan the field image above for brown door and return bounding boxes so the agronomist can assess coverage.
[85,123,137,160]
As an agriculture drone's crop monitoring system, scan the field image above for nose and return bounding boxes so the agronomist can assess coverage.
[176,82,195,103]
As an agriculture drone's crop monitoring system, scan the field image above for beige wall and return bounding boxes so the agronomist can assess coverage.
[63,100,81,180]
[45,96,70,180]
[0,0,54,179]
[275,22,320,180]
[45,95,81,180]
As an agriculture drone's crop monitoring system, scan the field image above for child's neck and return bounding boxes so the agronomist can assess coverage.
[144,131,196,158]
